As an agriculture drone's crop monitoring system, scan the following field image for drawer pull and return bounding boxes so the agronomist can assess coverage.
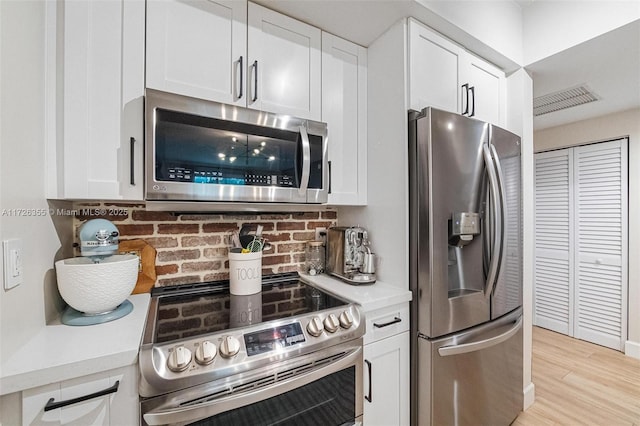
[364,359,372,402]
[44,380,120,412]
[373,317,402,329]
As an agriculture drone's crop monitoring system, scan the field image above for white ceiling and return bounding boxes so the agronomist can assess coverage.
[525,20,640,130]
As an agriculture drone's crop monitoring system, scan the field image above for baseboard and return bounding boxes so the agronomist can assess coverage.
[625,340,640,359]
[523,382,536,410]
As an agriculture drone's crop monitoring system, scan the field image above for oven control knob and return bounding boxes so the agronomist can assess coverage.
[307,316,324,337]
[219,336,241,358]
[195,340,217,365]
[339,311,354,329]
[167,346,192,372]
[323,314,340,333]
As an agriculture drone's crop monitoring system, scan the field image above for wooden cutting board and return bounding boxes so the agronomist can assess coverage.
[118,239,157,294]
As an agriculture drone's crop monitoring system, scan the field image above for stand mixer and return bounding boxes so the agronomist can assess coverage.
[79,218,121,258]
[55,219,138,326]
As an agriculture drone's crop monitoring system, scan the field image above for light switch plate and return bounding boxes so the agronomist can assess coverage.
[3,239,23,290]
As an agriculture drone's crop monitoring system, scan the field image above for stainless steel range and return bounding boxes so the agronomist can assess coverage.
[139,273,364,426]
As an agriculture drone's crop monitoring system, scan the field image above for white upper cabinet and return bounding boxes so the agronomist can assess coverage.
[146,0,321,120]
[248,2,321,120]
[50,0,145,200]
[322,32,368,205]
[460,54,506,125]
[409,21,463,114]
[146,0,247,105]
[408,19,506,126]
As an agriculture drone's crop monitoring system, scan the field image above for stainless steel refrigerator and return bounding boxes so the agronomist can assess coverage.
[408,107,523,425]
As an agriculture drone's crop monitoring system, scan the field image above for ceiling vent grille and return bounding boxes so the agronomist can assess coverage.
[533,85,599,116]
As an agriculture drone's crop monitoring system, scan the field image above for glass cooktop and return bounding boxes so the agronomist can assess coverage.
[151,273,347,343]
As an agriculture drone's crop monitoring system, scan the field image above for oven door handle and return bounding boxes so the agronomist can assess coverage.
[143,346,362,426]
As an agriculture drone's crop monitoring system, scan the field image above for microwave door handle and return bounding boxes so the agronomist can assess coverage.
[298,125,311,197]
[482,144,502,298]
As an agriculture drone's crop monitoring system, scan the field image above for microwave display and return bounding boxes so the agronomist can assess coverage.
[154,109,323,190]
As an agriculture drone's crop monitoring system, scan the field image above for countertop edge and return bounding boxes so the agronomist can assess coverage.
[299,273,412,311]
[0,351,139,396]
[0,294,150,396]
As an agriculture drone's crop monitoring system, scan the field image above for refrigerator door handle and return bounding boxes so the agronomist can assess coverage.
[489,142,508,278]
[482,144,503,298]
[437,316,522,357]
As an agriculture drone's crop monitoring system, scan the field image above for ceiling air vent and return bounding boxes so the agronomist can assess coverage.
[533,85,599,116]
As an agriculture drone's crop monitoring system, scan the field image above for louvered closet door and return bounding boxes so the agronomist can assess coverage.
[574,139,628,350]
[534,149,574,335]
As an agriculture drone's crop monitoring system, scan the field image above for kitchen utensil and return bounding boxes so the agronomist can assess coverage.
[232,231,241,249]
[246,236,264,252]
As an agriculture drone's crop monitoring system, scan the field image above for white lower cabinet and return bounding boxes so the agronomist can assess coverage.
[363,304,410,426]
[21,365,138,426]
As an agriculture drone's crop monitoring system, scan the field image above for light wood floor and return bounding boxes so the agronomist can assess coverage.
[514,326,640,425]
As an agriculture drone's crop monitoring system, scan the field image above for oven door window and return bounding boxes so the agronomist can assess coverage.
[154,109,304,189]
[187,366,356,426]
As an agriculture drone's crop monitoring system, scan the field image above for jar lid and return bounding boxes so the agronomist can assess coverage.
[307,240,324,247]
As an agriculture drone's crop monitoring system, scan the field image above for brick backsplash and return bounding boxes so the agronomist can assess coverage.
[72,203,336,288]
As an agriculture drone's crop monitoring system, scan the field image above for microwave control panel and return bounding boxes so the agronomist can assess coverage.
[158,166,295,187]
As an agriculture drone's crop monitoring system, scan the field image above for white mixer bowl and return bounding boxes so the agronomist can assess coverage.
[55,254,138,314]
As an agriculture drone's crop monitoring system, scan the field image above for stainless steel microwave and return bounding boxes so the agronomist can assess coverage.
[145,89,328,205]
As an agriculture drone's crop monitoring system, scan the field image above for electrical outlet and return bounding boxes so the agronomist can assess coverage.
[3,238,23,290]
[314,227,327,243]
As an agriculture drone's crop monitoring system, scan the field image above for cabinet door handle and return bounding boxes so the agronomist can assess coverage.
[373,317,402,328]
[469,85,475,117]
[461,83,469,115]
[129,137,136,185]
[44,380,120,412]
[328,160,332,194]
[238,56,244,100]
[252,60,258,103]
[364,359,372,402]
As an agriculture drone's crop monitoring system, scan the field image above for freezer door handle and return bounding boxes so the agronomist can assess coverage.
[437,316,522,357]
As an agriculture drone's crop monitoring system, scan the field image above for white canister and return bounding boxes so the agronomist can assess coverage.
[228,250,262,295]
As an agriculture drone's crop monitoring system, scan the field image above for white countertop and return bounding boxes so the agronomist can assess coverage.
[0,294,150,395]
[299,273,412,311]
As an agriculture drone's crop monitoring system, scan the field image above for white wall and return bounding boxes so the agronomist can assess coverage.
[506,68,535,408]
[534,107,640,358]
[338,19,409,289]
[523,1,640,65]
[0,0,62,371]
